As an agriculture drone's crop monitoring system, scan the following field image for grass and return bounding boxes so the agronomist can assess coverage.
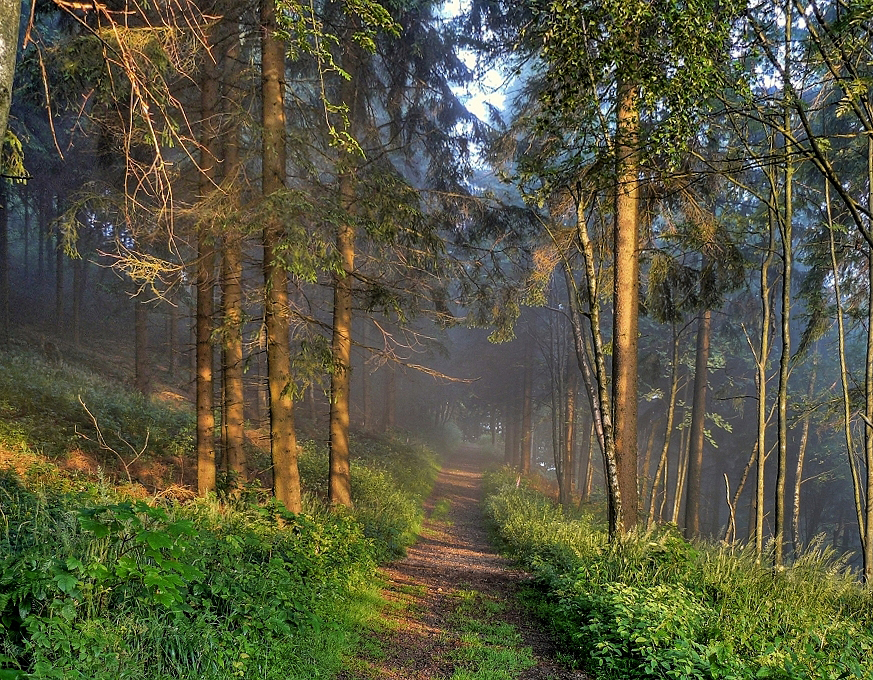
[431,498,452,523]
[483,466,873,680]
[0,346,441,679]
[445,588,536,680]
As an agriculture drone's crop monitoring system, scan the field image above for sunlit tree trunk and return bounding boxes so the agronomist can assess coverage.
[196,35,220,496]
[329,177,355,506]
[329,23,369,507]
[261,0,301,513]
[572,196,621,533]
[685,307,711,537]
[612,75,641,533]
[217,14,245,488]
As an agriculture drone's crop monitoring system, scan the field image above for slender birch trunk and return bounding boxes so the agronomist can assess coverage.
[791,352,817,555]
[648,322,681,529]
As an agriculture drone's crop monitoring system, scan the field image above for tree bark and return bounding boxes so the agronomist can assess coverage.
[382,363,396,431]
[134,298,151,394]
[0,181,8,344]
[864,135,873,583]
[791,353,817,555]
[55,227,63,329]
[261,0,301,513]
[222,234,245,483]
[612,74,641,533]
[755,201,776,559]
[560,366,576,507]
[329,182,355,507]
[72,256,82,346]
[648,323,680,529]
[520,341,533,475]
[684,307,712,537]
[196,35,220,497]
[0,0,20,146]
[221,26,246,487]
[774,121,793,570]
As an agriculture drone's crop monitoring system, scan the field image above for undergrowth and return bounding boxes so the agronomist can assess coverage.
[483,467,873,680]
[0,348,440,678]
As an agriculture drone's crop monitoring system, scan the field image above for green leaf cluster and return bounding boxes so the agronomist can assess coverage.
[483,468,873,679]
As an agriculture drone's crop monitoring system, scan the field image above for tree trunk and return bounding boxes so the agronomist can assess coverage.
[38,191,46,279]
[261,0,301,513]
[0,0,20,146]
[570,198,621,534]
[791,353,817,555]
[382,364,396,431]
[520,343,533,475]
[864,136,873,583]
[361,324,372,432]
[560,367,576,507]
[640,419,657,498]
[22,184,28,285]
[755,202,776,559]
[329,186,355,507]
[134,298,151,394]
[168,299,178,380]
[72,256,82,346]
[648,323,681,529]
[196,38,220,497]
[0,181,8,344]
[774,137,793,570]
[222,235,246,484]
[221,28,246,488]
[684,307,712,537]
[55,227,63,329]
[773,3,794,570]
[612,74,641,533]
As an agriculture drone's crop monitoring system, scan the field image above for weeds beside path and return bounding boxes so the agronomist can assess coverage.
[344,447,586,680]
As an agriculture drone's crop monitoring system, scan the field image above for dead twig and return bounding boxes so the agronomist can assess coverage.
[76,396,149,485]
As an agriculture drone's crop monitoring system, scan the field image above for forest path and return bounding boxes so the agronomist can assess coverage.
[341,447,588,680]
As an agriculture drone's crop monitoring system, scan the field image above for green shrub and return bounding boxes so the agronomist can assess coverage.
[483,468,873,680]
[0,350,440,678]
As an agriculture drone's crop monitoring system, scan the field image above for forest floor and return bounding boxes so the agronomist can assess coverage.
[340,447,589,680]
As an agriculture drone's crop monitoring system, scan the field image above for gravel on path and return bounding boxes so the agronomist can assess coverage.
[342,447,589,680]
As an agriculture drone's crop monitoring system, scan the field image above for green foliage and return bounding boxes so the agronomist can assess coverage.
[0,353,440,678]
[483,468,873,679]
[298,433,439,561]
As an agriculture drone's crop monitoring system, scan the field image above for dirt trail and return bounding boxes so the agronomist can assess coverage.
[344,448,588,679]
